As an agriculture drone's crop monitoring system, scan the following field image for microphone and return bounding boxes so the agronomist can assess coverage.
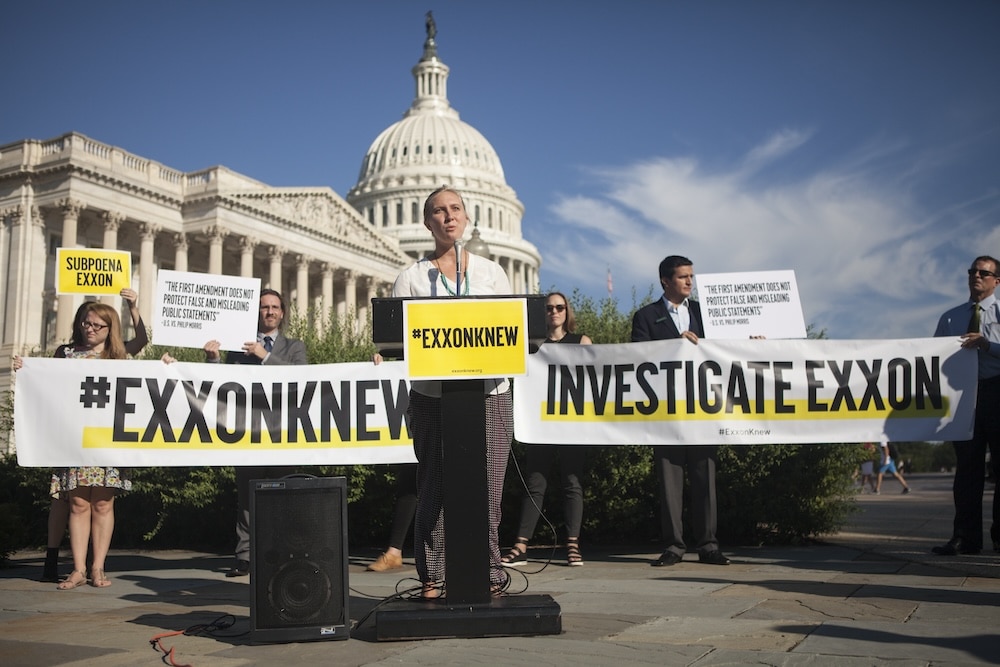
[454,240,464,297]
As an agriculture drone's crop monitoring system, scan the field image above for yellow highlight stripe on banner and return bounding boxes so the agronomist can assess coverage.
[539,399,950,422]
[82,427,412,449]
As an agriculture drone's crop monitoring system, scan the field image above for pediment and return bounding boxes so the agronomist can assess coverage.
[226,188,407,262]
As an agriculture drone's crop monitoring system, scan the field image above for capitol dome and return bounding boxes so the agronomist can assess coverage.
[346,15,540,293]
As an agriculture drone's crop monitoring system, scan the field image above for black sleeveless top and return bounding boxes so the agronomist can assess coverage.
[545,332,584,344]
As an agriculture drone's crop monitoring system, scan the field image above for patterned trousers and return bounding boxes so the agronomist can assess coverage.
[409,389,513,587]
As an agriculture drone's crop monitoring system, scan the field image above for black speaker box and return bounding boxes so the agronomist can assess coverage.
[249,476,350,643]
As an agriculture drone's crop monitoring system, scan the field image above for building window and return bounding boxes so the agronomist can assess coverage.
[412,202,419,224]
[396,202,403,226]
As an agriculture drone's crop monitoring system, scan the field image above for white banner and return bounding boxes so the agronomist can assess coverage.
[14,338,978,465]
[14,358,416,466]
[512,338,977,445]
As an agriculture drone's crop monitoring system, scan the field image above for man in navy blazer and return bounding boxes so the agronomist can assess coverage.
[204,289,308,576]
[631,255,730,566]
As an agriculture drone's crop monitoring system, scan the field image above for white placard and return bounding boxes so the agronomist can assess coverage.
[152,270,261,351]
[696,270,807,339]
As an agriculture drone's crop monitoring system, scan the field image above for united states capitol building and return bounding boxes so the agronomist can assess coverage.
[0,18,541,395]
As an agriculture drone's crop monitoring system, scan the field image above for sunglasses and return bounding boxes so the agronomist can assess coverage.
[545,304,566,313]
[81,321,108,331]
[968,268,998,279]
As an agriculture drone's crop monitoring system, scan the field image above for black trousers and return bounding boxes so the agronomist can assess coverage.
[950,378,1000,549]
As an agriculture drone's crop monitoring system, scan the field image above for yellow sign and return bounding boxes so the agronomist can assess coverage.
[404,298,528,379]
[56,248,132,295]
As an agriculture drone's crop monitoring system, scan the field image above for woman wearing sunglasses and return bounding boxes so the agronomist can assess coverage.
[14,300,135,589]
[502,291,592,567]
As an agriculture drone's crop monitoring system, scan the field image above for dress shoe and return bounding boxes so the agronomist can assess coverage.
[651,550,682,567]
[699,550,731,565]
[225,559,250,577]
[931,539,980,556]
[367,551,403,572]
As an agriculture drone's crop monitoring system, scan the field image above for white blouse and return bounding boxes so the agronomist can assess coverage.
[392,253,512,397]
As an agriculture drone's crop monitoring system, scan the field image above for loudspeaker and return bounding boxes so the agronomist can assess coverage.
[249,476,350,643]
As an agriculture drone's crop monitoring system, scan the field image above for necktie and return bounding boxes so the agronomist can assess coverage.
[967,303,980,334]
[263,336,273,352]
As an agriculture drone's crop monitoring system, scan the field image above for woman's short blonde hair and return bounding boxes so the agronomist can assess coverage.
[422,186,468,220]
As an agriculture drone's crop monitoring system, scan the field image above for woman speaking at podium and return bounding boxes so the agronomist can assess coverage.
[391,186,512,598]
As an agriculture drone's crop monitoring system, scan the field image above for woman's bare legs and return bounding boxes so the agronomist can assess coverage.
[89,488,116,584]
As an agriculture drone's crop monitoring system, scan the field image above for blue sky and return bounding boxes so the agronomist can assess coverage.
[3,1,998,340]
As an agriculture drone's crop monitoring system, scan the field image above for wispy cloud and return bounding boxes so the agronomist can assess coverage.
[540,130,997,339]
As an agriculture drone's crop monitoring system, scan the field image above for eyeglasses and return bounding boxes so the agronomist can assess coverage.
[545,304,566,313]
[81,321,108,331]
[968,268,998,279]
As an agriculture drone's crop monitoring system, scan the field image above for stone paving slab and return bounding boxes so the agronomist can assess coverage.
[790,619,999,664]
[1,473,997,666]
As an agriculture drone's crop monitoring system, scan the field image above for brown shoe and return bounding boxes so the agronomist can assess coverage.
[367,551,403,572]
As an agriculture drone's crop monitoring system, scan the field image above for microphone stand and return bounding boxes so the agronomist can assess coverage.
[454,240,464,297]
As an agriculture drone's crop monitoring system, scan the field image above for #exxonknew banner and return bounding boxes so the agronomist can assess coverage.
[14,358,417,467]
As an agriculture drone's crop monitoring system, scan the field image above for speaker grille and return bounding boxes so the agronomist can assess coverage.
[250,477,349,641]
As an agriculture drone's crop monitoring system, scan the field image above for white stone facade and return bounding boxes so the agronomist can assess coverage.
[0,132,410,396]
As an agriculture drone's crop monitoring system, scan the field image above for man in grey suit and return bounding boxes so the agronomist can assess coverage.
[205,288,308,576]
[631,255,730,566]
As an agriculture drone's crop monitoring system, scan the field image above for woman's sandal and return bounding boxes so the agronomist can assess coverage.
[57,570,87,590]
[567,538,584,566]
[420,581,443,600]
[90,568,111,588]
[500,540,529,567]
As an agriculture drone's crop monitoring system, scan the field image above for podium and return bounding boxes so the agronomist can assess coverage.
[370,295,562,640]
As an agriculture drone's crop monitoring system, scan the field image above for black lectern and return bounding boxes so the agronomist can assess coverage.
[370,295,562,641]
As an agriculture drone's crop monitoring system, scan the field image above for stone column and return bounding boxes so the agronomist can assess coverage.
[321,263,334,332]
[240,237,258,278]
[173,233,188,272]
[358,276,375,332]
[268,246,284,292]
[206,226,226,275]
[100,211,124,306]
[1,206,26,344]
[55,198,85,341]
[28,207,49,348]
[295,254,310,320]
[342,269,357,332]
[139,223,160,325]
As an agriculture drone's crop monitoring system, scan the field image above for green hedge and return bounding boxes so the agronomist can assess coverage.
[1,301,867,561]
